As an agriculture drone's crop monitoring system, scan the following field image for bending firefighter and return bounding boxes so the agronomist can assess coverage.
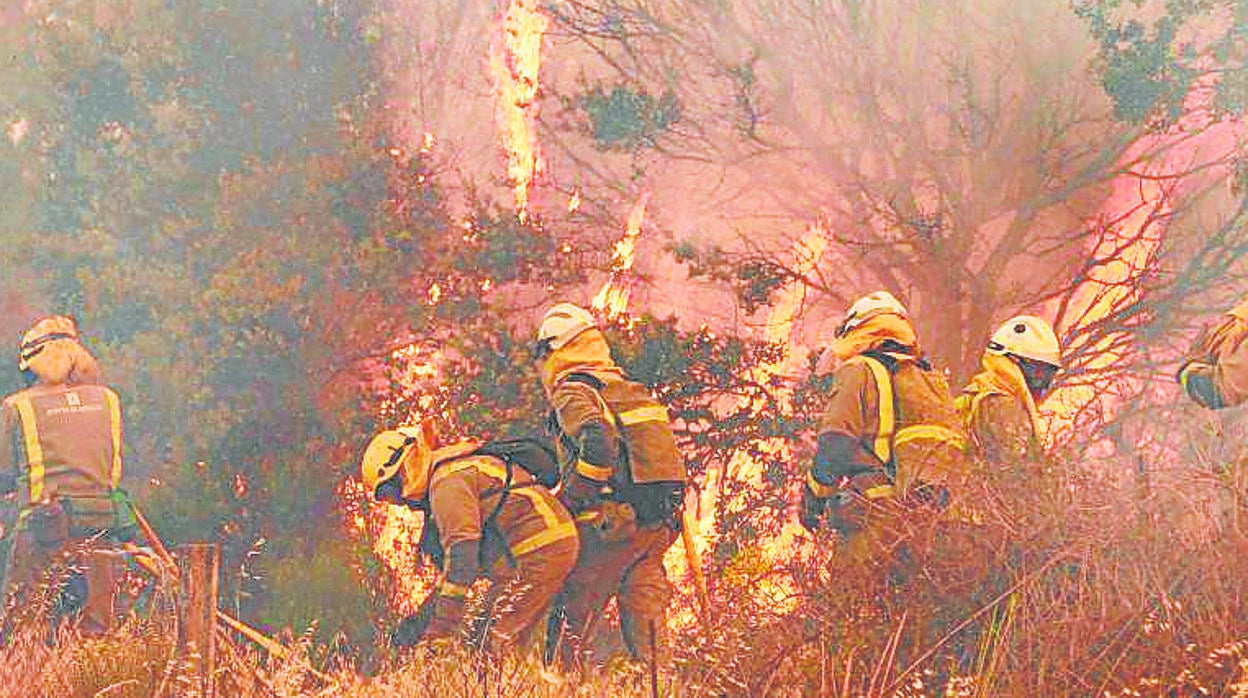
[1177,298,1248,409]
[800,292,968,554]
[535,303,686,666]
[957,316,1062,466]
[0,316,132,638]
[360,418,578,651]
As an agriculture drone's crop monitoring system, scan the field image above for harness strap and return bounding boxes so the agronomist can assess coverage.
[430,455,576,559]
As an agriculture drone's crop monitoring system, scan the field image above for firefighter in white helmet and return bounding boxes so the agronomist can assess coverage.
[0,316,132,639]
[800,292,968,554]
[360,418,578,651]
[534,302,687,667]
[956,316,1062,465]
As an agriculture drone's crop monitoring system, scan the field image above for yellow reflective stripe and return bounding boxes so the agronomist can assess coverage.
[510,520,577,557]
[895,424,966,450]
[464,458,575,556]
[104,389,123,488]
[574,459,612,482]
[853,356,894,465]
[438,581,469,598]
[429,459,474,487]
[806,471,837,498]
[863,484,896,500]
[616,405,668,426]
[11,395,44,502]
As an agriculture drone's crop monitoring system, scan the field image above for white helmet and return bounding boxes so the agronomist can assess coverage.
[535,303,597,356]
[987,315,1062,368]
[836,291,908,338]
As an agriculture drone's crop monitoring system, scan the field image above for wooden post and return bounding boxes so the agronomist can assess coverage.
[179,543,220,698]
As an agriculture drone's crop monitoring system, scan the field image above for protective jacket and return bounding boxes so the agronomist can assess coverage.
[420,443,578,644]
[956,353,1042,465]
[1179,301,1248,409]
[0,382,123,527]
[542,330,685,528]
[809,347,967,500]
[0,380,127,639]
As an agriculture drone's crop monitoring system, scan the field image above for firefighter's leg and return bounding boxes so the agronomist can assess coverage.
[78,547,119,636]
[555,523,635,668]
[486,536,579,652]
[617,526,678,663]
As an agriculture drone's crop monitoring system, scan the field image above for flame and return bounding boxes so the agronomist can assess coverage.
[361,343,446,611]
[490,0,547,221]
[1043,179,1168,442]
[1045,85,1241,444]
[667,224,830,625]
[567,188,581,213]
[591,193,650,320]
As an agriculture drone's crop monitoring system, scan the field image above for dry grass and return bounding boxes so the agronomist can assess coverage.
[8,447,1248,696]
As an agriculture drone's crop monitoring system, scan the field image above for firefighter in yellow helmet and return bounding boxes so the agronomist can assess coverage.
[1177,299,1248,409]
[957,316,1062,465]
[534,303,686,666]
[360,418,578,651]
[0,316,131,639]
[800,292,967,549]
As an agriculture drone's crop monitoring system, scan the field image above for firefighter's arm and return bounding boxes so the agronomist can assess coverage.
[802,364,879,532]
[1178,313,1248,409]
[552,381,621,505]
[1178,361,1226,409]
[424,476,483,640]
[808,363,881,496]
[973,394,1035,464]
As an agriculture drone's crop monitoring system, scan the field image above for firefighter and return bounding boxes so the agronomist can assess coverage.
[534,303,686,666]
[799,292,967,555]
[0,316,130,638]
[1177,298,1248,409]
[957,316,1062,466]
[360,418,579,652]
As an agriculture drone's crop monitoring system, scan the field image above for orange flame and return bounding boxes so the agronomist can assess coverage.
[591,193,650,320]
[667,224,830,625]
[490,0,547,221]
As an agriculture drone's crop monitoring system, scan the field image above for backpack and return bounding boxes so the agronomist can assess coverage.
[559,373,687,528]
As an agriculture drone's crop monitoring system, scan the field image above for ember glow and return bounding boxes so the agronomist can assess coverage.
[490,0,547,221]
[591,193,650,320]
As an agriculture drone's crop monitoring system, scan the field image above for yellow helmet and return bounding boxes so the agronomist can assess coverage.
[18,315,80,371]
[988,315,1062,368]
[360,418,438,502]
[835,291,908,338]
[534,303,597,358]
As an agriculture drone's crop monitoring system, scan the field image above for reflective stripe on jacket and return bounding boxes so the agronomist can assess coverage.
[810,352,966,498]
[551,373,685,487]
[0,384,122,515]
[428,454,577,563]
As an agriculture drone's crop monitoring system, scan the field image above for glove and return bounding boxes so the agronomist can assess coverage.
[799,486,826,532]
[823,492,857,538]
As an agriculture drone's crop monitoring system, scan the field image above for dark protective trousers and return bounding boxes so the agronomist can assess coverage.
[553,514,677,665]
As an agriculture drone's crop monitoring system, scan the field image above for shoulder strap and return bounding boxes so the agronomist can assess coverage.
[555,373,633,483]
[561,371,607,391]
